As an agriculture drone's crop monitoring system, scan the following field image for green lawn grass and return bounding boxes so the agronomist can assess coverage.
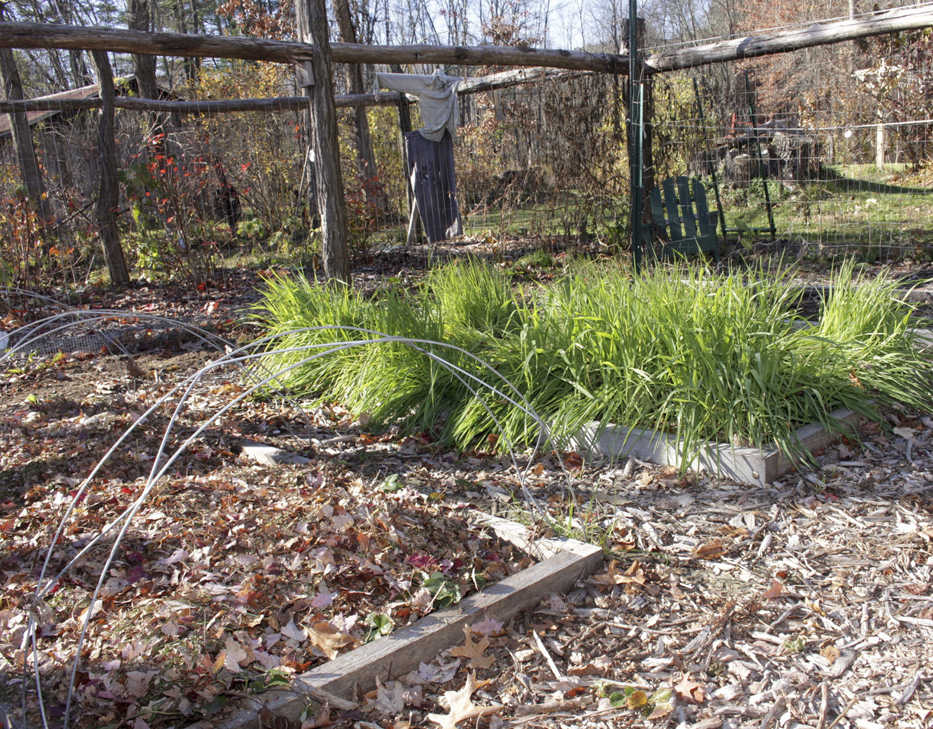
[721,164,933,259]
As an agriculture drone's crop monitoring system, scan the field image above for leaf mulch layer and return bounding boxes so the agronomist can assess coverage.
[0,349,530,729]
[1,255,932,729]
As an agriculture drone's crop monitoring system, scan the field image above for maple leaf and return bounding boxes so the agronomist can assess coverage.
[449,624,494,669]
[674,673,706,703]
[427,673,501,729]
[306,620,354,660]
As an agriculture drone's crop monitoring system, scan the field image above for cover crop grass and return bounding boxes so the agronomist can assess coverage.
[253,259,932,466]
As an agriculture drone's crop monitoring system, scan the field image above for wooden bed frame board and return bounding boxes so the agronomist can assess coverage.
[186,510,603,729]
[573,407,862,485]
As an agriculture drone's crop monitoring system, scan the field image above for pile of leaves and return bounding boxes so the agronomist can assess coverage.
[0,354,528,728]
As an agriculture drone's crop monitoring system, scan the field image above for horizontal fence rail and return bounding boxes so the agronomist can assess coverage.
[0,5,930,75]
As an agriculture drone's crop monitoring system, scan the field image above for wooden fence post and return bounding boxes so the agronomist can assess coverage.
[297,0,351,284]
[389,62,420,241]
[334,0,387,213]
[91,49,130,287]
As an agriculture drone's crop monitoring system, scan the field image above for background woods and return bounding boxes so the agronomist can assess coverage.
[0,0,929,289]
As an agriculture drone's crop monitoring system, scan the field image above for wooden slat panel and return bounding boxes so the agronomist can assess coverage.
[676,176,698,242]
[648,186,667,240]
[691,179,720,256]
[661,178,682,241]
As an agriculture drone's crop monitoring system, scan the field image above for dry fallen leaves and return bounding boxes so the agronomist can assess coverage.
[691,539,726,560]
[306,620,354,660]
[449,624,494,669]
[762,578,784,600]
[426,673,501,729]
[592,559,647,588]
[821,643,841,665]
[674,673,706,704]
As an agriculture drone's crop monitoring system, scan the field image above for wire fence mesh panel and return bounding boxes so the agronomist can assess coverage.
[647,31,932,264]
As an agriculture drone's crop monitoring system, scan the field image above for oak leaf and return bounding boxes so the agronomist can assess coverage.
[449,624,494,669]
[306,620,354,660]
[426,673,500,729]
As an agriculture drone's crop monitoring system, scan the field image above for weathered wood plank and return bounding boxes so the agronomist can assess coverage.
[676,177,698,241]
[661,178,682,241]
[574,407,862,485]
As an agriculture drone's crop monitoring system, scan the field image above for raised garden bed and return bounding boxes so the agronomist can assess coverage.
[573,407,862,484]
[255,259,933,475]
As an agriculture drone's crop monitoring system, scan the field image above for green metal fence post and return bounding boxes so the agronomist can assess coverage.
[693,77,728,242]
[744,71,777,241]
[629,0,644,273]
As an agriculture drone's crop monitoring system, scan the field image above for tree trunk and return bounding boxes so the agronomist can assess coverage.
[0,47,51,223]
[334,0,387,212]
[91,50,130,287]
[297,0,351,284]
[127,0,165,155]
[128,0,158,99]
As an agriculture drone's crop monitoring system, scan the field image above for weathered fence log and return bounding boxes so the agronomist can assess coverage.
[297,0,350,284]
[0,6,930,75]
[646,5,933,71]
[90,50,130,287]
[0,22,627,72]
[0,68,577,115]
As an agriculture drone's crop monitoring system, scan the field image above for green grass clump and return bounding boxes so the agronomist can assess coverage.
[808,260,932,412]
[252,259,932,466]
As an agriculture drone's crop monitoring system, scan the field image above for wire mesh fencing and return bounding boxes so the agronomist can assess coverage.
[647,51,933,264]
[1,28,931,290]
